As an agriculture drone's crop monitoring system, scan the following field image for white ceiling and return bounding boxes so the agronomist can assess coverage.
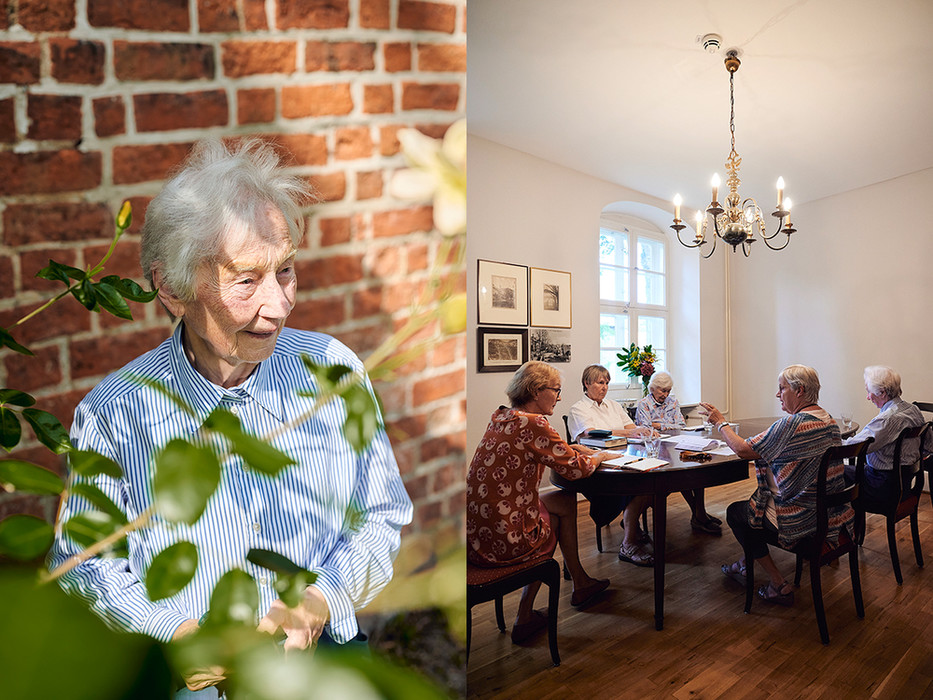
[467,0,933,214]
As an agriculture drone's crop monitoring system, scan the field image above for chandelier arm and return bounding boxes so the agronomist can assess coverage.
[760,212,790,240]
[701,234,717,259]
[761,233,793,251]
[671,223,705,248]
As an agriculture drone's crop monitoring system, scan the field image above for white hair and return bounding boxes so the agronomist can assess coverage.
[864,365,902,399]
[140,138,311,302]
[648,371,673,392]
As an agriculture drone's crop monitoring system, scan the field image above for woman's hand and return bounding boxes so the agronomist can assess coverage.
[698,402,725,426]
[591,450,621,465]
[570,443,597,455]
[630,425,658,439]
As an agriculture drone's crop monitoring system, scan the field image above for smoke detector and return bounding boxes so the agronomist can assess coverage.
[698,33,722,53]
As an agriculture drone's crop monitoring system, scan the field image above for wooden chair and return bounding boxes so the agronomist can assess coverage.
[856,422,930,584]
[466,554,561,666]
[912,403,933,509]
[743,438,872,645]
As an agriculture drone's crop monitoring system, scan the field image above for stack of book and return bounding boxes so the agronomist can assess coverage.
[578,430,627,448]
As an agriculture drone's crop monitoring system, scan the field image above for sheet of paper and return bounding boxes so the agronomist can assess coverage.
[601,455,668,471]
[672,436,721,451]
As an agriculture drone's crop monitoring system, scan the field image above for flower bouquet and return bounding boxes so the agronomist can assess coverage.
[616,343,657,395]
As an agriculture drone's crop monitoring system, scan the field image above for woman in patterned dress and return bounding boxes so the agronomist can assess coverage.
[700,365,849,606]
[467,361,618,642]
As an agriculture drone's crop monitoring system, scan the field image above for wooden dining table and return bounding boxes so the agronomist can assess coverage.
[549,416,859,630]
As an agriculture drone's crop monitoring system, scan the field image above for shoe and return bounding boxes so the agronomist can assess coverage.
[757,582,795,607]
[691,517,722,535]
[706,514,723,526]
[618,543,654,567]
[511,610,547,644]
[570,578,610,607]
[721,561,747,586]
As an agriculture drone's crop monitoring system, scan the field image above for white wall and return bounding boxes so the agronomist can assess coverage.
[726,167,933,428]
[467,136,721,451]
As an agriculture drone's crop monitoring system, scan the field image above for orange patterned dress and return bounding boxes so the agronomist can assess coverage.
[467,407,597,567]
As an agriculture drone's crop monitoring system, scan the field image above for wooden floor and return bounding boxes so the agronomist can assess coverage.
[467,478,933,699]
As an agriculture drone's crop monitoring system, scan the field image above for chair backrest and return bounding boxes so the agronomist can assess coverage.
[892,422,929,499]
[912,401,933,415]
[562,414,575,444]
[815,438,872,536]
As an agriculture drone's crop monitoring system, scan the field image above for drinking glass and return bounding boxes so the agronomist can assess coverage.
[646,435,662,458]
[841,411,852,430]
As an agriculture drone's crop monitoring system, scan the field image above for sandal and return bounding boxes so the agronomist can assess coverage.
[618,543,654,567]
[691,517,722,535]
[570,578,610,607]
[511,610,547,644]
[721,561,747,586]
[757,582,795,607]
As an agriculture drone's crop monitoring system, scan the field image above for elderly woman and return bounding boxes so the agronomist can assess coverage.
[843,365,927,501]
[568,364,656,566]
[701,365,850,606]
[636,371,721,535]
[468,361,615,643]
[49,140,412,696]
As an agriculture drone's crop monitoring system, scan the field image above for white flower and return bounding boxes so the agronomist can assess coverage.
[391,119,466,236]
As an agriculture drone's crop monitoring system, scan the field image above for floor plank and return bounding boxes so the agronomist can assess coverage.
[467,478,933,699]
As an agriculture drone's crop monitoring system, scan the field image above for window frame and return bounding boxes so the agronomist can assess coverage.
[599,222,669,390]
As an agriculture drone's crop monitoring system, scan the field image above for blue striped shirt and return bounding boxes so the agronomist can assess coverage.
[48,324,412,643]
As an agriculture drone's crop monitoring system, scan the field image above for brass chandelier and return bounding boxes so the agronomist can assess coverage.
[671,50,796,257]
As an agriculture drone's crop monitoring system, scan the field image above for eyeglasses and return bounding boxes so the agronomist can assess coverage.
[544,386,562,398]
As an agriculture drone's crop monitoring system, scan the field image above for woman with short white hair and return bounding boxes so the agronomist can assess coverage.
[637,371,721,535]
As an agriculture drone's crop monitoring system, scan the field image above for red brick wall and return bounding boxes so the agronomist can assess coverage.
[0,0,466,535]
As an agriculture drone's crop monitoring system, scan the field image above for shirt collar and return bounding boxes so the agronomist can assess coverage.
[168,323,285,428]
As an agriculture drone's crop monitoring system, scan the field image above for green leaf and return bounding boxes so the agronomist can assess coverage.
[0,514,53,560]
[273,570,316,608]
[0,407,22,451]
[205,568,259,627]
[0,459,63,495]
[69,449,122,479]
[21,408,72,454]
[246,548,307,575]
[0,328,32,356]
[299,357,354,396]
[152,439,220,524]
[0,390,36,408]
[145,541,198,601]
[92,281,133,320]
[70,278,98,311]
[204,409,295,476]
[70,482,127,523]
[62,510,125,551]
[35,259,85,285]
[100,276,159,303]
[341,383,379,453]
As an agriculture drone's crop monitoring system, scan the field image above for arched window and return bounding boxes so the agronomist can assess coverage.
[599,222,668,387]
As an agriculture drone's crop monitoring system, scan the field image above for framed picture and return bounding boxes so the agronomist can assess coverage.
[477,326,529,373]
[530,267,572,328]
[477,259,528,326]
[530,328,571,363]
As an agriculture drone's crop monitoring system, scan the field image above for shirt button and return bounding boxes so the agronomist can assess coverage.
[259,577,268,586]
[252,522,261,533]
[230,405,239,415]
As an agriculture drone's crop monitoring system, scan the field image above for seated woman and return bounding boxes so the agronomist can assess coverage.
[636,371,721,535]
[843,365,926,502]
[467,361,617,643]
[567,364,656,567]
[701,364,850,606]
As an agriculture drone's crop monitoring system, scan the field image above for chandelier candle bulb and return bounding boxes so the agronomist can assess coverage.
[784,198,792,226]
[776,177,785,208]
[711,173,721,203]
[673,193,682,221]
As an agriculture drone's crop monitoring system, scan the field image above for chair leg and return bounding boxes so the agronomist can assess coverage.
[744,551,755,614]
[910,510,924,568]
[809,556,830,645]
[545,562,561,666]
[794,553,803,586]
[466,607,472,658]
[595,525,603,553]
[886,515,904,585]
[494,595,506,632]
[855,510,866,546]
[849,548,864,619]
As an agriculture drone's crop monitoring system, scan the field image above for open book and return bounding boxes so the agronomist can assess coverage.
[601,454,668,471]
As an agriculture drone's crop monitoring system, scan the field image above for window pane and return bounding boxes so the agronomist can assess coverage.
[636,270,665,306]
[637,237,665,273]
[599,313,629,347]
[599,229,629,267]
[600,265,630,302]
[637,315,666,353]
[599,350,628,385]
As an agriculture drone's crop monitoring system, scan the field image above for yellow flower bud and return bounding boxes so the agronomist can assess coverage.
[116,201,132,230]
[439,294,466,335]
